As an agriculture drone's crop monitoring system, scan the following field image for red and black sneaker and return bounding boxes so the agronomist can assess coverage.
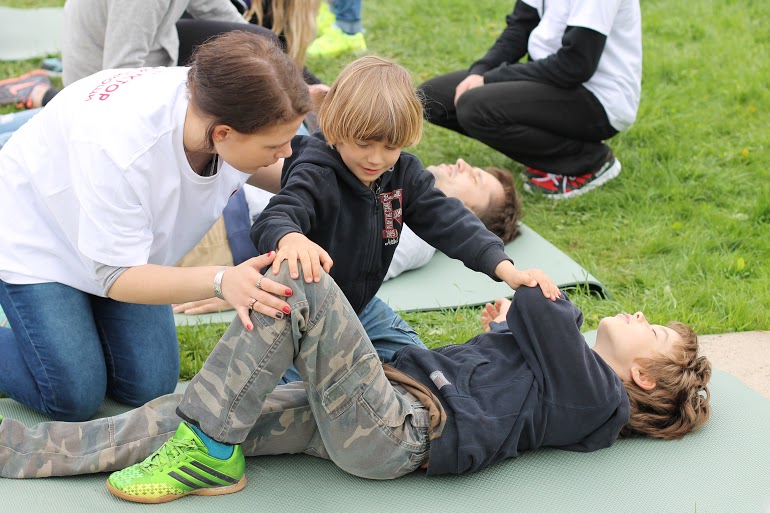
[0,70,51,107]
[524,153,622,199]
[519,167,551,182]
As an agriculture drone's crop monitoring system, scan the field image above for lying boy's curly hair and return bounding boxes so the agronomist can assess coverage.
[479,167,522,244]
[620,322,712,440]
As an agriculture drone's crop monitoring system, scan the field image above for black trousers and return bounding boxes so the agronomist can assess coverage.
[420,70,618,176]
[175,19,277,66]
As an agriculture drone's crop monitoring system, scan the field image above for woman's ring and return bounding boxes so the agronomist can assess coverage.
[256,277,263,289]
[248,298,258,310]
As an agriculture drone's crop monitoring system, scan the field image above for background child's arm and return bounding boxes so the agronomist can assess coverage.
[272,232,333,283]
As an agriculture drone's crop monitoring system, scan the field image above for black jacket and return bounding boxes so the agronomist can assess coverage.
[391,286,630,475]
[250,132,510,313]
[469,1,608,89]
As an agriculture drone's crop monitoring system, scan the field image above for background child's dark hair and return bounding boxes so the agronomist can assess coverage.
[620,321,712,440]
[480,167,522,244]
[187,31,313,150]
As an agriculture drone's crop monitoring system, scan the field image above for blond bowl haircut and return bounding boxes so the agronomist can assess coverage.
[319,55,423,148]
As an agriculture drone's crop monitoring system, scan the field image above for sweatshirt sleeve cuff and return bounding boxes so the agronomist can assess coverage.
[476,244,512,281]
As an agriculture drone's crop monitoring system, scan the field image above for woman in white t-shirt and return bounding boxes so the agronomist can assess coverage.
[0,32,313,421]
[420,0,641,200]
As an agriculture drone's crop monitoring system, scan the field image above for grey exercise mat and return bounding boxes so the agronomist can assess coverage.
[174,223,606,326]
[1,370,768,513]
[0,7,64,61]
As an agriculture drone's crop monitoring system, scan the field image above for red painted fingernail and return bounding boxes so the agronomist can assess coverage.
[268,251,274,256]
[247,324,253,331]
[285,288,293,296]
[283,306,291,313]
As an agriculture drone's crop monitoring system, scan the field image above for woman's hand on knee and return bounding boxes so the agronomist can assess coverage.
[222,252,294,329]
[273,232,334,283]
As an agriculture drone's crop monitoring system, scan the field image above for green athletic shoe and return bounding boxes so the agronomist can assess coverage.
[307,26,367,58]
[106,422,245,504]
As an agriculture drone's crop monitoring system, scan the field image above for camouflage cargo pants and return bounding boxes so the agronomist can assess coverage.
[0,266,430,480]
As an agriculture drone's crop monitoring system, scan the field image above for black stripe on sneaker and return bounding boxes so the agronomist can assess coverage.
[168,471,202,490]
[179,466,221,487]
[189,460,239,484]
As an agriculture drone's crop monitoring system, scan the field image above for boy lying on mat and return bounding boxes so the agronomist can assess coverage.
[0,257,711,505]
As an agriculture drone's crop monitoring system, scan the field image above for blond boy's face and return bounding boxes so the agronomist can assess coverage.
[335,140,402,188]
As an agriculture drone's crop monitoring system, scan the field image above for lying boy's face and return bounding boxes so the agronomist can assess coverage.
[336,140,401,188]
[427,158,504,217]
[595,312,682,376]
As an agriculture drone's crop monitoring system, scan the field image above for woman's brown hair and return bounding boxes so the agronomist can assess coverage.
[187,31,313,149]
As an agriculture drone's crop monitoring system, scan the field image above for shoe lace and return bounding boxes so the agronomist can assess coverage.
[531,173,562,186]
[139,438,198,475]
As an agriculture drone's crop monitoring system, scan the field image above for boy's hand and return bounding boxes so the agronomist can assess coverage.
[481,298,512,332]
[274,232,334,283]
[494,261,560,301]
[173,297,233,315]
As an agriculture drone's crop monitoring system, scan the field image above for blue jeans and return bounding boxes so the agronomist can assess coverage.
[279,296,424,383]
[0,280,180,421]
[332,0,363,34]
[0,108,41,149]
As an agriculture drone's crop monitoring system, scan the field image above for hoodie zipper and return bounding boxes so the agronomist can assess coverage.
[364,182,382,305]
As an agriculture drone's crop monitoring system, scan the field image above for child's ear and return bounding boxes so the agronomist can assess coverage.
[630,364,656,391]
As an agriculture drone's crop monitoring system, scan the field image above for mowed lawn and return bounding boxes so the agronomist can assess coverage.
[1,0,768,376]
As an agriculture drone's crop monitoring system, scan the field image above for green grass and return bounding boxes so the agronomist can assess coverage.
[2,0,768,375]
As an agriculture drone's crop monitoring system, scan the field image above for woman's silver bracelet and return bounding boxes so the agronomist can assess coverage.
[213,267,227,300]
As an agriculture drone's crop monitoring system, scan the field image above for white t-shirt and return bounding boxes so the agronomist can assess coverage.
[0,67,250,296]
[243,186,435,281]
[523,0,642,131]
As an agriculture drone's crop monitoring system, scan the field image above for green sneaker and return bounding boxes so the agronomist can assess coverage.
[307,26,367,58]
[316,1,336,36]
[106,422,245,504]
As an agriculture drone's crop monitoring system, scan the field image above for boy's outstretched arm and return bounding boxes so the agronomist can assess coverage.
[272,232,333,283]
[494,261,560,301]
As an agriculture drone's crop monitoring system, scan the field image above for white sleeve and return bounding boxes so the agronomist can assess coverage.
[70,142,153,267]
[243,185,276,222]
[186,0,247,23]
[385,224,436,281]
[567,0,622,35]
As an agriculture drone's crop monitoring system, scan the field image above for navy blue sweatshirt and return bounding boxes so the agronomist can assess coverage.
[390,286,630,475]
[250,132,511,313]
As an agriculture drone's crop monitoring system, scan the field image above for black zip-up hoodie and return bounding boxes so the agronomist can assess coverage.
[250,132,511,313]
[390,286,630,475]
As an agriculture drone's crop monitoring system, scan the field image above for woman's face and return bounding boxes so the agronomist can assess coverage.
[214,117,304,174]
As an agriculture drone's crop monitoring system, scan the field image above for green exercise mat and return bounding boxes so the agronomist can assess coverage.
[174,223,607,326]
[1,369,767,513]
[0,7,64,61]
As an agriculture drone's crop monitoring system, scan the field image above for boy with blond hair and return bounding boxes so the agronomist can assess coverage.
[251,55,558,318]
